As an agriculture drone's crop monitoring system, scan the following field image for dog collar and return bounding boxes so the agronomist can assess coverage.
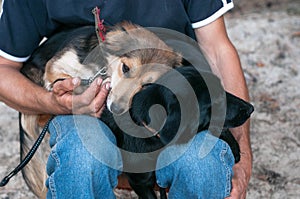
[142,122,161,138]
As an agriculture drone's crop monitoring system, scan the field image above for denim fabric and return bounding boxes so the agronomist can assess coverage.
[156,130,235,199]
[46,115,234,199]
[46,115,122,199]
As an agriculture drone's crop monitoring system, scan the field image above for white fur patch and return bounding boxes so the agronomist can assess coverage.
[44,49,96,89]
[52,50,95,78]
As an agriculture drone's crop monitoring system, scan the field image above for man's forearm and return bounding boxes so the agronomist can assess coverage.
[208,35,252,160]
[0,56,109,117]
[209,31,253,185]
[195,16,253,198]
[0,63,56,114]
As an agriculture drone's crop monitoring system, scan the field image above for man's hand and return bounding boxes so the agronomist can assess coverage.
[0,55,111,116]
[51,77,110,117]
[226,154,252,199]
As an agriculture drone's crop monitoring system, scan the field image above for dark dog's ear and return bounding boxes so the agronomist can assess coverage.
[224,92,254,128]
[129,84,182,144]
[202,91,254,129]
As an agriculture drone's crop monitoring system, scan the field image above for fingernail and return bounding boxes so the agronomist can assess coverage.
[72,78,80,85]
[105,82,111,90]
[97,78,103,86]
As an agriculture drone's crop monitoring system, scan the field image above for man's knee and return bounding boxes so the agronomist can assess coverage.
[48,115,122,171]
[156,132,235,198]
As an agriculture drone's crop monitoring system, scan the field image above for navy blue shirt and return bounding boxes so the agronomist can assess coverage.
[0,0,233,62]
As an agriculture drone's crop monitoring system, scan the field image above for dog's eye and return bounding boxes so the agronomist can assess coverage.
[122,63,130,74]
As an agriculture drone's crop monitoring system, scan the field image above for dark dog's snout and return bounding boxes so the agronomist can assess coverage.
[110,103,125,115]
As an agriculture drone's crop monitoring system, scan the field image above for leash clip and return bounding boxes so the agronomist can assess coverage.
[81,66,108,86]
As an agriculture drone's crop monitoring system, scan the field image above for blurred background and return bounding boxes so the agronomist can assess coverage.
[0,0,299,198]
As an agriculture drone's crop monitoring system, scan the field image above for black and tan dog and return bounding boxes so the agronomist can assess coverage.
[19,22,254,199]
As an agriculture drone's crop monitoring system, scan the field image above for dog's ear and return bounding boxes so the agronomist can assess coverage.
[155,88,182,144]
[129,84,182,144]
[224,92,254,128]
[200,91,254,129]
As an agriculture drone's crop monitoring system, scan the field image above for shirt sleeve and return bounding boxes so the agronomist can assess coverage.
[0,0,43,62]
[185,0,234,29]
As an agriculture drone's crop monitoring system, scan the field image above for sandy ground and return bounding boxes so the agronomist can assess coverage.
[1,0,300,198]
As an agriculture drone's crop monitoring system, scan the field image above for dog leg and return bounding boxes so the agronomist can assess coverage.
[159,187,167,199]
[219,129,241,163]
[126,172,157,199]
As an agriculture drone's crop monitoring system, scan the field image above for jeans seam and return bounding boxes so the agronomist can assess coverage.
[220,141,232,197]
[48,174,57,199]
[51,117,62,143]
[48,118,62,199]
[50,146,60,167]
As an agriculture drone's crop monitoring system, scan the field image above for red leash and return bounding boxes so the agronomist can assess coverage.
[92,6,106,42]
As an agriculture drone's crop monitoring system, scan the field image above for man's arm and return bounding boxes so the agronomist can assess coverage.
[194,16,252,199]
[0,56,109,117]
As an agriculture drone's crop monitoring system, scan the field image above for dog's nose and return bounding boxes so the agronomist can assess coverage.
[110,103,125,115]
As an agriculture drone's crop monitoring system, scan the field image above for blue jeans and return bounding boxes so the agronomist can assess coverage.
[46,115,235,199]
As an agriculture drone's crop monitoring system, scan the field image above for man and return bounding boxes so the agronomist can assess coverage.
[0,0,251,198]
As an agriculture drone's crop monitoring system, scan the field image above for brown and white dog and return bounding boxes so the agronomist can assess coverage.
[20,21,182,198]
[43,22,182,115]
